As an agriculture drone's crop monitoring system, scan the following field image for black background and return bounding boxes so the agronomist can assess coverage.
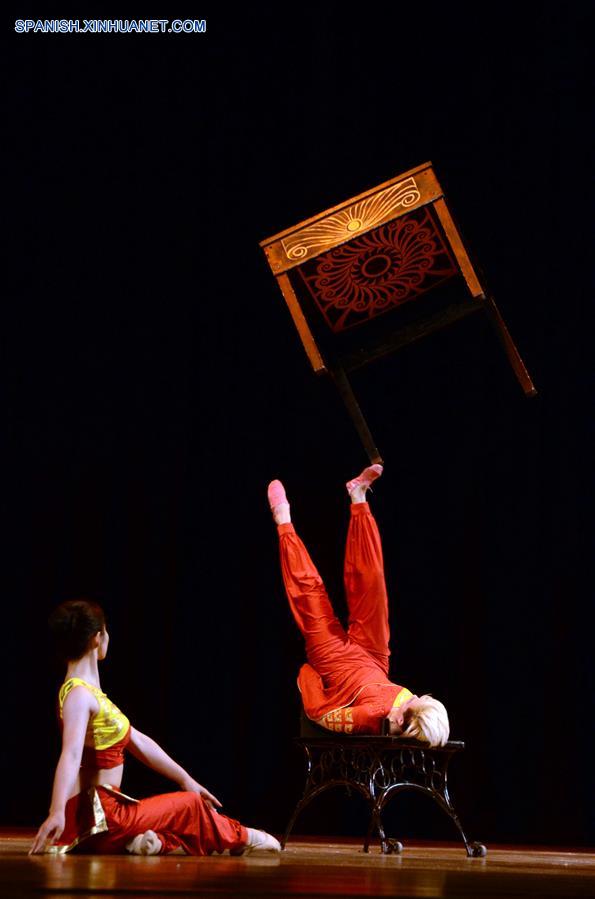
[6,6,593,846]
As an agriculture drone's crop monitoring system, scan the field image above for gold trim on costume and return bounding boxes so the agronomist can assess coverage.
[315,684,409,733]
[314,682,399,726]
[46,787,108,854]
[46,785,140,854]
[99,784,140,804]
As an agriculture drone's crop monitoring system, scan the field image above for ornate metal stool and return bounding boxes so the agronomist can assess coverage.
[283,715,487,857]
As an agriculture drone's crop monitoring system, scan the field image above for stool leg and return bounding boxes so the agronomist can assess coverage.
[363,808,376,853]
[435,794,487,858]
[398,781,487,858]
[367,808,387,854]
[282,797,309,850]
[364,801,403,855]
[282,782,332,849]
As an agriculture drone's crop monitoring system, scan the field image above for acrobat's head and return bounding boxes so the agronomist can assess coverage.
[387,694,450,746]
[48,599,109,663]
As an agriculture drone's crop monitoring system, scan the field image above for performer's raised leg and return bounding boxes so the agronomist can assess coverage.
[269,480,352,683]
[268,474,450,745]
[343,465,391,674]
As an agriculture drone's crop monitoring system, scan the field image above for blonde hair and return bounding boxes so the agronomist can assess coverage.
[402,695,449,747]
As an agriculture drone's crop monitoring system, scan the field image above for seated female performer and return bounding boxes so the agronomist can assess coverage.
[268,464,449,745]
[30,600,280,855]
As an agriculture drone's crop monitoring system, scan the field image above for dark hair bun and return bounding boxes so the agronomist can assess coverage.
[48,599,106,662]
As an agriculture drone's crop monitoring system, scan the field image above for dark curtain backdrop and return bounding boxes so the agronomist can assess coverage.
[6,6,592,846]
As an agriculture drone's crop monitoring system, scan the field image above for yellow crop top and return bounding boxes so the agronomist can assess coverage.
[59,677,130,750]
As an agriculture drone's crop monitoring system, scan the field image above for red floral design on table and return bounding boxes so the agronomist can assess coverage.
[297,207,459,332]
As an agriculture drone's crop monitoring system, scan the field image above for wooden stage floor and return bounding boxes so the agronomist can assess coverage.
[2,831,594,898]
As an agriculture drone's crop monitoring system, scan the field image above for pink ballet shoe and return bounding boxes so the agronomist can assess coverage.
[267,479,288,509]
[346,463,384,495]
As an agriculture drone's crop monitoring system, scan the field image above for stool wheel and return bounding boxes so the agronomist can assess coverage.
[384,839,403,854]
[469,842,487,858]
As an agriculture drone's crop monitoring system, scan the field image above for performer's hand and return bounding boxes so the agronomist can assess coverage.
[179,777,223,809]
[29,811,65,855]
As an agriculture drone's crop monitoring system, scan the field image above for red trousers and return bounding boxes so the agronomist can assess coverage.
[278,502,400,721]
[64,786,247,856]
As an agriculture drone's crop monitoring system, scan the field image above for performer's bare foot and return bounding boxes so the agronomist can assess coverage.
[346,464,383,503]
[268,480,291,525]
[125,830,162,855]
[230,827,282,855]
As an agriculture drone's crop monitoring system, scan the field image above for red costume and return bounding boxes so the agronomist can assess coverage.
[55,786,247,856]
[51,678,247,855]
[278,502,416,735]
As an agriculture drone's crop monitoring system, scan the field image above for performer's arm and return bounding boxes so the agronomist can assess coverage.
[29,688,93,854]
[128,727,222,808]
